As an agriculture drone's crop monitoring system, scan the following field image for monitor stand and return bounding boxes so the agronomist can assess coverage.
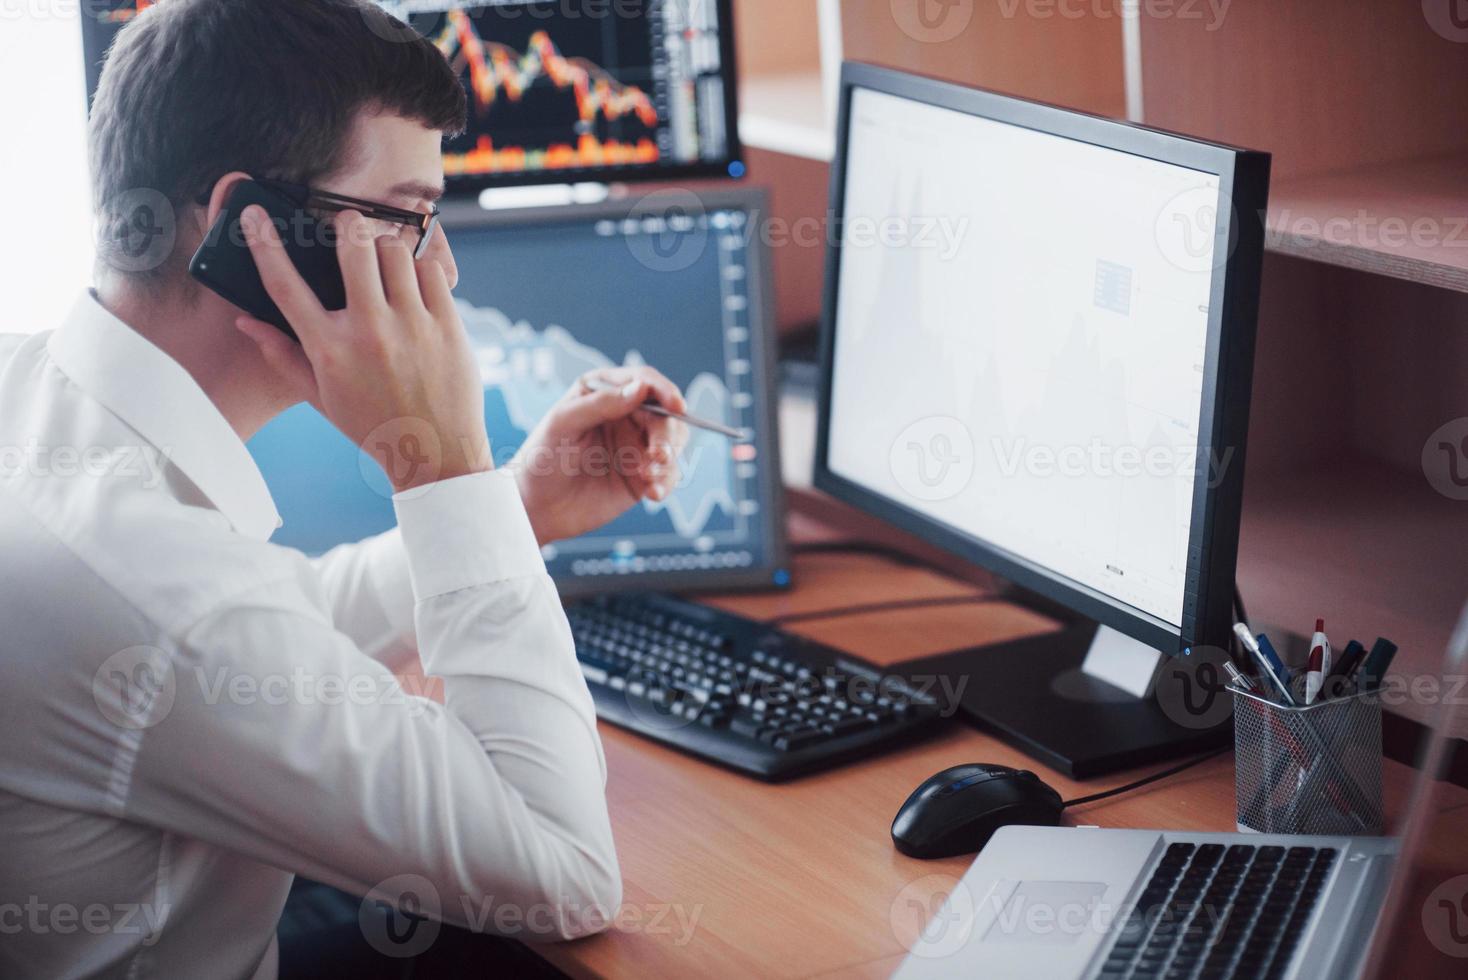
[475,183,617,211]
[905,623,1232,779]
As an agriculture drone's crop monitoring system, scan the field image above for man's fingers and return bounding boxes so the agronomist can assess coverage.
[635,367,687,415]
[234,315,317,396]
[641,414,674,465]
[376,236,422,311]
[638,416,681,501]
[555,382,646,434]
[582,367,687,414]
[666,417,691,457]
[333,210,387,312]
[416,252,456,319]
[242,206,329,340]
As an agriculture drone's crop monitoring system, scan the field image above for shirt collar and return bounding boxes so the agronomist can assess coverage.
[47,292,282,541]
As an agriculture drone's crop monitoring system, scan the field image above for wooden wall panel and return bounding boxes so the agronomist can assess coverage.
[1139,0,1468,178]
[1243,254,1468,479]
[1239,252,1355,477]
[743,147,832,335]
[1339,272,1468,473]
[841,0,1127,117]
[734,0,823,77]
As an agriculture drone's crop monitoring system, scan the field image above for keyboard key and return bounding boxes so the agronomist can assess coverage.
[569,595,944,779]
[821,716,877,737]
[729,715,763,739]
[774,728,824,752]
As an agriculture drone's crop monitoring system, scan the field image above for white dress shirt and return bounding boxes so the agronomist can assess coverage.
[0,295,620,979]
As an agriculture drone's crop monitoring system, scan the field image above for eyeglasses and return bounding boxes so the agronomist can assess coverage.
[256,178,442,260]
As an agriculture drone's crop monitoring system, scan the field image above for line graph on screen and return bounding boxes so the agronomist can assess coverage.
[432,11,660,176]
[458,300,740,543]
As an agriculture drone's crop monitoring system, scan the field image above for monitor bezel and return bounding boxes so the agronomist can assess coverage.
[438,189,789,597]
[812,62,1270,655]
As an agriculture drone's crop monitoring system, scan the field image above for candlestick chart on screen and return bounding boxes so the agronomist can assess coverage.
[85,2,736,183]
[414,6,663,177]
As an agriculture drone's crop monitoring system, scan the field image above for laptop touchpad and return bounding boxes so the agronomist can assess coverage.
[981,881,1109,945]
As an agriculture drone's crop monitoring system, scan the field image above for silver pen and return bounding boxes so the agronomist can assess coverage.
[583,377,751,442]
[1233,622,1295,706]
[1222,660,1257,694]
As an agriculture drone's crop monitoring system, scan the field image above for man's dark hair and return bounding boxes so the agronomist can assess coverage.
[90,0,466,281]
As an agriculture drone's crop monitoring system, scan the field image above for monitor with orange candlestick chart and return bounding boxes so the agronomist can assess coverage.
[82,1,743,192]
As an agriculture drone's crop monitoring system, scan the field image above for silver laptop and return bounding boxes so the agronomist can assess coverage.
[894,606,1468,980]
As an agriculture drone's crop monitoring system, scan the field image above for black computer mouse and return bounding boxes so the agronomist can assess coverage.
[891,763,1065,859]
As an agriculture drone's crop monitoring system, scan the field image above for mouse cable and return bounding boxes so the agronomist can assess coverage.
[768,594,999,626]
[1061,746,1231,811]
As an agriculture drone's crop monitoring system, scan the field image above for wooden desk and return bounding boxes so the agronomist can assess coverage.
[525,547,1461,979]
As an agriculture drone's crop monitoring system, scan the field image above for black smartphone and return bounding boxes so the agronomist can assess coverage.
[188,180,346,342]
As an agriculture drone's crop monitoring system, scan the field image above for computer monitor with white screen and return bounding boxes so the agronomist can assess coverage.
[250,190,787,596]
[814,64,1271,776]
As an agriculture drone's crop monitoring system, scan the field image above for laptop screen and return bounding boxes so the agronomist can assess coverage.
[1359,605,1468,979]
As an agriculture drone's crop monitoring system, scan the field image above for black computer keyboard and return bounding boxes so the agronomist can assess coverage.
[1100,842,1338,980]
[565,593,946,780]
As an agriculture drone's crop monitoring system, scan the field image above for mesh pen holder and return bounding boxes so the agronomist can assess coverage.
[1230,687,1384,836]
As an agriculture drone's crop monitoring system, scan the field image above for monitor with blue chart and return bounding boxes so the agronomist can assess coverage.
[248,190,787,595]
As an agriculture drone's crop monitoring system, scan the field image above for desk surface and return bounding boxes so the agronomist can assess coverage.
[524,543,1463,979]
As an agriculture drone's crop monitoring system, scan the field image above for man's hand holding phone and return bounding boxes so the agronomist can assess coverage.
[235,206,490,494]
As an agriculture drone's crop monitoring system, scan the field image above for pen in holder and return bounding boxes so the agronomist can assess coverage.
[1230,686,1384,836]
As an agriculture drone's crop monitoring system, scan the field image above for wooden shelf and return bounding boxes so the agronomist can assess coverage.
[1266,154,1468,293]
[1237,456,1468,734]
[739,70,833,161]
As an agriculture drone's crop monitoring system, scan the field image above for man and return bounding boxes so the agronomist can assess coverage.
[0,1,688,976]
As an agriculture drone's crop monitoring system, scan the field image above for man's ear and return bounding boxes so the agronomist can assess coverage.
[202,171,254,230]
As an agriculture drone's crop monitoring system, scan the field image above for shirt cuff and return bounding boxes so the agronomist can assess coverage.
[392,469,545,599]
[359,529,416,640]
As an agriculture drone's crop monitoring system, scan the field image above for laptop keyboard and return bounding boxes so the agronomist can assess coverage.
[1099,842,1337,980]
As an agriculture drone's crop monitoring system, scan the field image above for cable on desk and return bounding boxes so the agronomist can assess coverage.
[1061,746,1231,811]
[768,594,999,627]
[1233,585,1249,629]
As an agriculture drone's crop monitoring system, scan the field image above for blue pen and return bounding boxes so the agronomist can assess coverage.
[1255,633,1292,686]
[1359,638,1398,693]
[1233,623,1296,706]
